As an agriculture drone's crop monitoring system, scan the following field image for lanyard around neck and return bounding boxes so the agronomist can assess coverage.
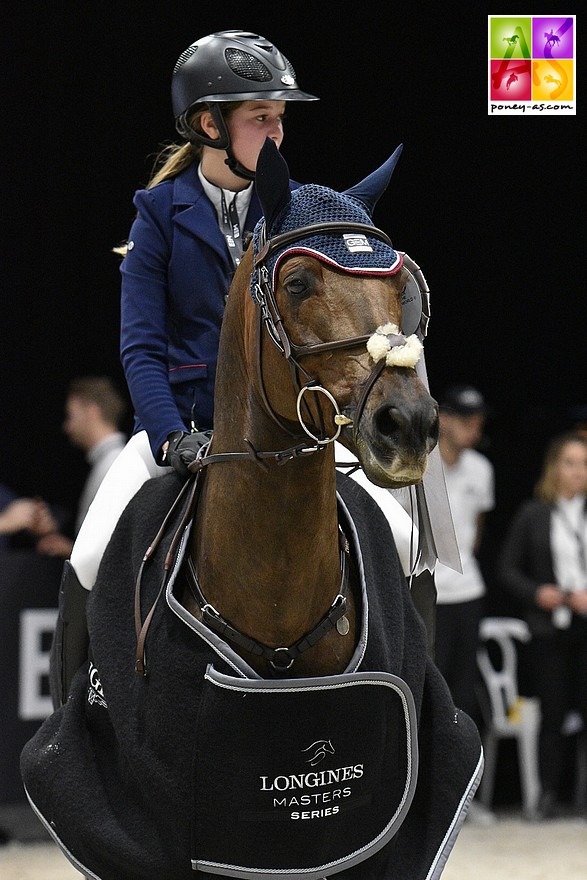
[220,191,242,271]
[556,502,587,576]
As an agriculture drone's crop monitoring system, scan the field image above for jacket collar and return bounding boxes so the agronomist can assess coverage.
[172,163,262,259]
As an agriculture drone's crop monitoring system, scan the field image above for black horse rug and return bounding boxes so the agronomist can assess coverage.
[22,472,482,880]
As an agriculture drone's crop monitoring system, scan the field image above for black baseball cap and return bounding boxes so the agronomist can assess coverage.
[439,385,489,417]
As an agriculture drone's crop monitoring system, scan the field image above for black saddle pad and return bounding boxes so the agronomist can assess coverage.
[192,665,418,879]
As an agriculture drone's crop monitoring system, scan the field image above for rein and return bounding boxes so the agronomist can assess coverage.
[134,475,200,676]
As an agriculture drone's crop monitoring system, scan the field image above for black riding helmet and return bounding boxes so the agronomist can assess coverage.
[172,30,318,180]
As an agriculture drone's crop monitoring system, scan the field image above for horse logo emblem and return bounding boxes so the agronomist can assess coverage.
[544,74,562,89]
[302,739,335,766]
[544,30,560,48]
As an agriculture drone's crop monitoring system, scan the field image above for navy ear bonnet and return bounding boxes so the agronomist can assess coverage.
[252,184,402,292]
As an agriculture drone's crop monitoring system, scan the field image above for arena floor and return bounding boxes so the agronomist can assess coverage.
[1,810,586,879]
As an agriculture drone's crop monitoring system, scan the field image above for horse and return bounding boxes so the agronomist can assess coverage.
[544,30,560,48]
[544,74,562,87]
[21,140,483,880]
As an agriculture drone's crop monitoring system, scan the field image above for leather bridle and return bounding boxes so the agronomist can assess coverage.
[251,220,405,446]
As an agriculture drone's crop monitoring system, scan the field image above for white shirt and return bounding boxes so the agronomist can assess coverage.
[551,493,587,592]
[434,448,495,604]
[334,442,419,577]
[198,166,253,233]
[76,432,127,532]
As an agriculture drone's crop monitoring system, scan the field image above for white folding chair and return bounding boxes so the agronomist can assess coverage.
[476,617,542,819]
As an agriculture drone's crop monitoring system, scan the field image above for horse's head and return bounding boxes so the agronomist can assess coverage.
[238,140,438,488]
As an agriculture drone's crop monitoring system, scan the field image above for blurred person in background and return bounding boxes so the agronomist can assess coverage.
[36,376,127,558]
[498,431,587,818]
[0,488,57,549]
[434,384,496,825]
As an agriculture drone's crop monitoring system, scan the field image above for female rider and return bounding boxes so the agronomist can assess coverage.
[50,30,318,705]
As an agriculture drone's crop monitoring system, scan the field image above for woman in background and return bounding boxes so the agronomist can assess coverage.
[499,432,587,817]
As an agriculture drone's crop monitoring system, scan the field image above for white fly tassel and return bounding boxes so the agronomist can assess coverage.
[366,323,423,368]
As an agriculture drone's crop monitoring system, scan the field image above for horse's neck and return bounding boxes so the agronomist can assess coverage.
[191,262,347,653]
[192,439,342,643]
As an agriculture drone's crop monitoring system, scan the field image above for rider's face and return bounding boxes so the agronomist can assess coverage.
[226,101,286,171]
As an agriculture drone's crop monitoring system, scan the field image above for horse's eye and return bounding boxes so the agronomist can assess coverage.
[283,274,311,298]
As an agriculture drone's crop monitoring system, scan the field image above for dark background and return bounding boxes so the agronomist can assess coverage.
[2,4,583,597]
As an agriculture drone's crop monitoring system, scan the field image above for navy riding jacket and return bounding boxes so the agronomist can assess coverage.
[120,162,301,459]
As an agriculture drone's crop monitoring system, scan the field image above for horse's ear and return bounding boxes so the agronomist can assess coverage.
[342,144,403,217]
[255,138,292,230]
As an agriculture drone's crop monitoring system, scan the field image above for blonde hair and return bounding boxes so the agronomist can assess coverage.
[112,102,242,257]
[534,431,587,503]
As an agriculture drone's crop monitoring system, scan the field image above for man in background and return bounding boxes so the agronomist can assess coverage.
[434,384,496,824]
[36,377,127,557]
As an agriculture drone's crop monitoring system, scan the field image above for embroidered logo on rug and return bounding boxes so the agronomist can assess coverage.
[302,739,335,766]
[258,751,364,822]
[87,661,108,708]
[193,667,419,878]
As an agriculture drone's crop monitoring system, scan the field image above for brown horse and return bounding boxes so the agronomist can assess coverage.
[176,139,438,679]
[22,142,483,880]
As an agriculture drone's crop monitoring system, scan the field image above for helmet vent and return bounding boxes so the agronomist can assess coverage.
[173,44,198,74]
[225,48,272,82]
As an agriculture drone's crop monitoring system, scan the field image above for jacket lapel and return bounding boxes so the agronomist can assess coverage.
[172,164,263,262]
[172,165,226,261]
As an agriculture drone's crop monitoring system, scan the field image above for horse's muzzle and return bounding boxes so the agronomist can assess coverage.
[354,389,439,488]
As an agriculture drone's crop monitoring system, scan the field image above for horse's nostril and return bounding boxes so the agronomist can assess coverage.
[375,406,403,442]
[376,403,438,446]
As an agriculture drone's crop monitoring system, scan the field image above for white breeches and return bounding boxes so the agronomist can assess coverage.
[335,442,419,578]
[70,431,170,589]
[70,434,419,590]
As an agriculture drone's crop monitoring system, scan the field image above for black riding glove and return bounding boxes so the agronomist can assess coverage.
[163,430,211,478]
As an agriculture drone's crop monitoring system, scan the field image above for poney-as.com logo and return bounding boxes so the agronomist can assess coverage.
[488,16,575,115]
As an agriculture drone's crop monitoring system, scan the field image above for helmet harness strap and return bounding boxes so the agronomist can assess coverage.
[209,105,256,181]
[177,103,256,181]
